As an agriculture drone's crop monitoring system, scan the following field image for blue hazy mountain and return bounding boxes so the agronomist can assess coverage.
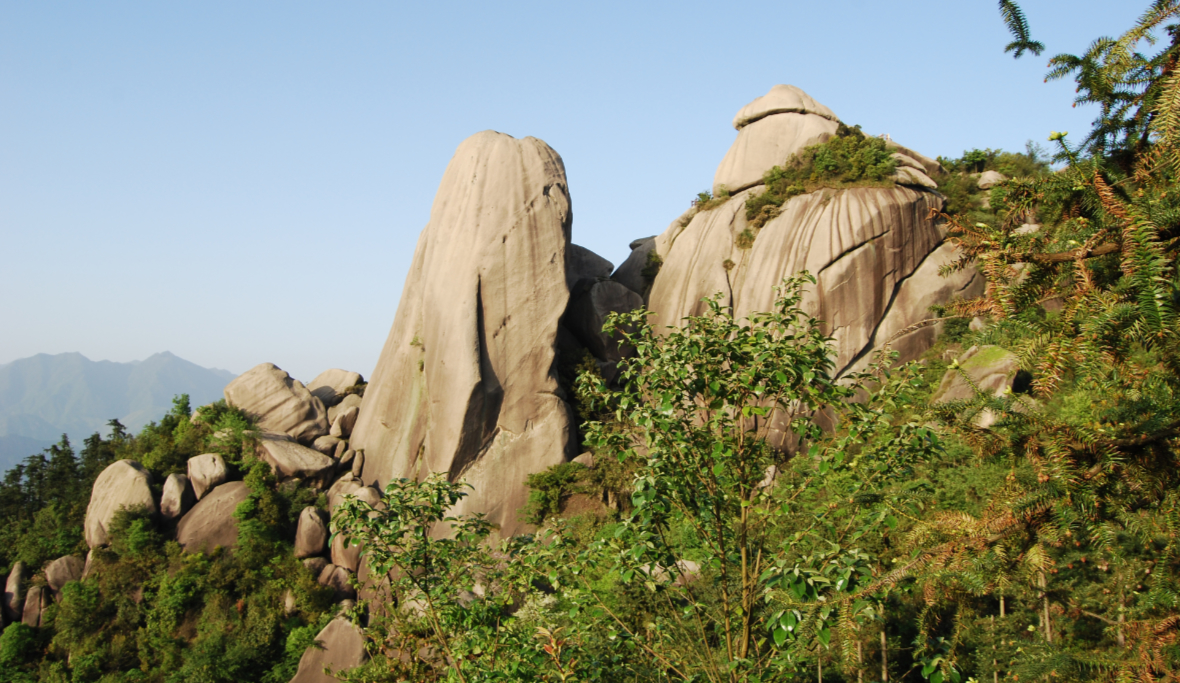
[0,352,235,470]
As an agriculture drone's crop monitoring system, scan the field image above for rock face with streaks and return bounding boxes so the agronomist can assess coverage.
[224,363,329,443]
[84,460,157,548]
[349,130,575,538]
[176,481,251,553]
[648,85,982,381]
[289,617,368,683]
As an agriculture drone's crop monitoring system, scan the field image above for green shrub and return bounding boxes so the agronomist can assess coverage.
[0,623,41,681]
[743,123,898,226]
[523,462,593,525]
[640,249,663,284]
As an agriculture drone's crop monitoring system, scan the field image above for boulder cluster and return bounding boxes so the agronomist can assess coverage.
[4,85,988,680]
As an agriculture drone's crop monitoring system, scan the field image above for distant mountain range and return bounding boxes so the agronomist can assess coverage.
[0,352,236,471]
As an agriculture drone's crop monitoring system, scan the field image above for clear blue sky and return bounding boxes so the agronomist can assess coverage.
[0,1,1147,383]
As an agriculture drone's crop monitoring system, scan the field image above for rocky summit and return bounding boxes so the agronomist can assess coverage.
[2,85,984,679]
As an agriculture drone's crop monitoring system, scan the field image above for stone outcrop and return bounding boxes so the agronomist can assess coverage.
[295,507,329,559]
[224,363,329,443]
[289,617,368,683]
[22,585,48,628]
[176,481,250,553]
[713,85,840,195]
[566,280,644,367]
[188,453,228,500]
[330,533,361,572]
[566,244,614,288]
[648,85,979,382]
[329,406,359,439]
[45,555,84,596]
[256,432,335,482]
[612,235,659,297]
[307,369,363,408]
[85,460,157,548]
[161,473,194,520]
[933,345,1021,403]
[977,170,1007,189]
[328,394,362,425]
[3,562,26,622]
[349,130,575,538]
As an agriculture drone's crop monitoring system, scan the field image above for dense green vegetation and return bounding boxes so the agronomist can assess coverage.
[0,397,334,682]
[5,2,1180,682]
[331,2,1180,682]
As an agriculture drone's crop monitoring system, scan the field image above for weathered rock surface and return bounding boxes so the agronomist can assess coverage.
[188,453,228,500]
[977,170,1008,189]
[844,241,984,374]
[566,280,644,364]
[307,369,363,408]
[85,460,156,548]
[3,562,26,622]
[289,617,368,683]
[256,432,335,482]
[611,235,659,296]
[161,473,194,520]
[349,130,574,538]
[713,85,840,195]
[224,363,329,443]
[176,481,250,553]
[329,406,359,439]
[933,345,1021,403]
[651,181,946,377]
[313,435,343,457]
[331,533,362,572]
[22,585,48,628]
[45,555,84,596]
[317,564,356,601]
[327,394,362,425]
[326,474,362,512]
[302,557,329,577]
[566,244,614,288]
[731,84,838,129]
[295,507,329,559]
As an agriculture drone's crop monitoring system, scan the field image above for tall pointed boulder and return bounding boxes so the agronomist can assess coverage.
[349,130,574,537]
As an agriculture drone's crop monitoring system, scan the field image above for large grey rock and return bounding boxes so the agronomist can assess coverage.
[611,235,659,296]
[85,460,156,548]
[317,564,356,601]
[45,555,84,596]
[295,507,329,559]
[223,363,329,443]
[176,481,251,554]
[313,435,343,458]
[844,241,985,374]
[977,170,1008,189]
[289,617,368,683]
[307,369,364,408]
[187,453,228,500]
[21,585,48,628]
[349,131,574,538]
[731,84,838,129]
[302,557,329,577]
[327,394,362,426]
[933,346,1021,404]
[3,562,26,622]
[331,533,362,572]
[326,474,362,513]
[256,432,335,482]
[161,473,195,520]
[567,280,644,364]
[566,244,614,288]
[650,184,946,378]
[713,85,840,195]
[329,406,359,439]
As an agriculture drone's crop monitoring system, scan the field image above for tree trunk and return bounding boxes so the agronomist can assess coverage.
[1039,571,1052,644]
[880,601,888,682]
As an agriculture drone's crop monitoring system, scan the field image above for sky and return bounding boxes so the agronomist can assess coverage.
[0,1,1149,383]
